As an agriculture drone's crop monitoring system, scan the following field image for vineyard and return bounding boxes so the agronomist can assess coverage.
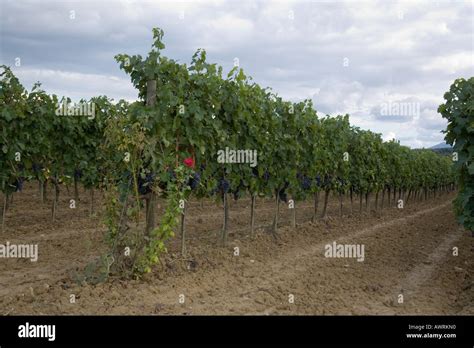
[0,28,472,315]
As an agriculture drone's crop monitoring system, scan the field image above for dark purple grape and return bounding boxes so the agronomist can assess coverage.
[138,172,155,195]
[263,171,270,181]
[233,190,240,200]
[74,169,83,179]
[15,177,24,192]
[188,172,201,190]
[315,175,321,187]
[32,163,42,174]
[323,175,331,187]
[278,190,287,203]
[303,177,311,190]
[299,174,311,190]
[219,178,230,193]
[137,179,149,195]
[278,182,289,202]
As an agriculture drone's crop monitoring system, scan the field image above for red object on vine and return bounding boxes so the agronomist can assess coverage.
[183,157,195,168]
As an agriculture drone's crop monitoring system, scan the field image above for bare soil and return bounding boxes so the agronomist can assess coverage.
[0,183,472,315]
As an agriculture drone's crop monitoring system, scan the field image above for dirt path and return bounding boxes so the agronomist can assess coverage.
[396,229,463,302]
[153,199,470,315]
[1,186,471,315]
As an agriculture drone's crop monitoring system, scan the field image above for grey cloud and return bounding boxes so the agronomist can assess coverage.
[0,0,471,148]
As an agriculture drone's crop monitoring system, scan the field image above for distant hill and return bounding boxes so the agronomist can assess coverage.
[428,142,453,156]
[431,148,452,156]
[430,142,452,149]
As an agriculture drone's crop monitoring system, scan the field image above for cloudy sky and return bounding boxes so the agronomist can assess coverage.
[1,0,473,148]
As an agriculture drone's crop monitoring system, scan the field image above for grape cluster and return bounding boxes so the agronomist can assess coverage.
[32,163,43,176]
[297,173,311,190]
[315,175,322,187]
[219,178,230,194]
[14,177,24,192]
[188,172,201,190]
[74,169,83,179]
[278,181,290,203]
[278,190,288,203]
[263,170,270,181]
[138,172,155,195]
[321,175,332,187]
[252,168,270,181]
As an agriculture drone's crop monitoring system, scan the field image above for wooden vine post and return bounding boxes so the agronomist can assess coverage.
[381,189,385,210]
[339,191,343,217]
[2,192,7,232]
[145,79,157,235]
[350,187,354,215]
[42,180,48,203]
[90,188,94,217]
[180,200,186,255]
[312,191,319,222]
[222,192,229,246]
[272,190,280,234]
[74,176,80,202]
[250,194,256,237]
[320,188,330,219]
[375,190,379,212]
[51,179,60,221]
[291,198,296,228]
